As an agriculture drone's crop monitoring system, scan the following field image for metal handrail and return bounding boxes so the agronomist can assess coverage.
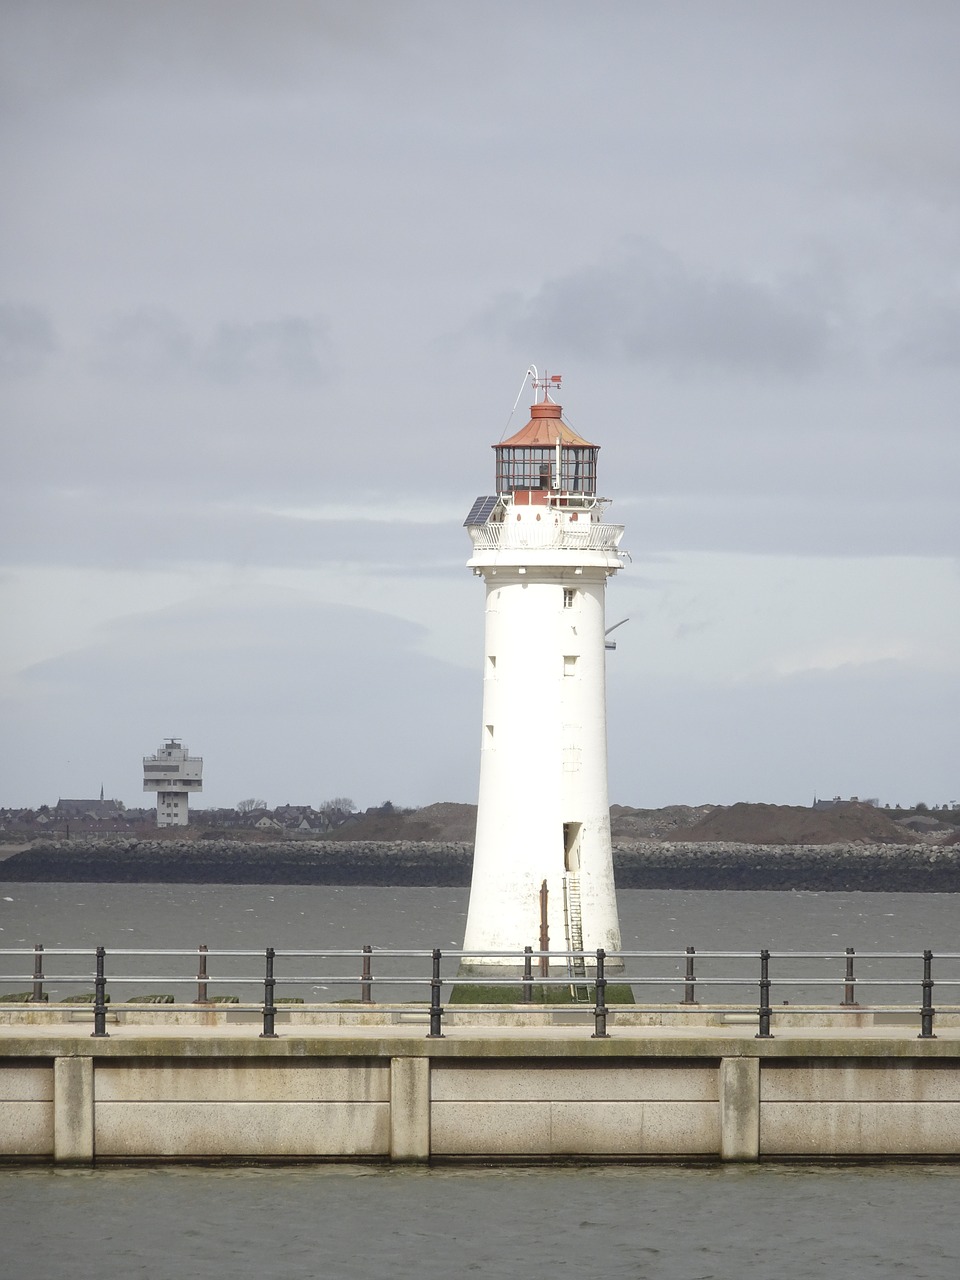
[1,944,954,1042]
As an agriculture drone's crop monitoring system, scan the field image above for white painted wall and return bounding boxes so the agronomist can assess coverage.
[156,791,189,827]
[462,501,624,968]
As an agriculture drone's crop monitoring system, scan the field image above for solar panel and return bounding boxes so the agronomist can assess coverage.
[463,495,498,527]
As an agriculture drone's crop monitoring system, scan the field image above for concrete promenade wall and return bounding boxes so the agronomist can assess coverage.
[4,1022,960,1164]
[3,837,959,890]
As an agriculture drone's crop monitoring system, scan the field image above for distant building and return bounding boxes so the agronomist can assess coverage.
[56,796,123,821]
[143,738,203,827]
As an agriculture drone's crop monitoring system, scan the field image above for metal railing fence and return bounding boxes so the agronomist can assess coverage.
[1,944,957,1041]
[467,522,624,552]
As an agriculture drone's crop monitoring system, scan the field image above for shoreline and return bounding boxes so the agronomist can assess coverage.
[1,837,958,891]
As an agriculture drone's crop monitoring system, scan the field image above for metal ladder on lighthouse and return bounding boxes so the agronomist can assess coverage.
[563,874,590,1001]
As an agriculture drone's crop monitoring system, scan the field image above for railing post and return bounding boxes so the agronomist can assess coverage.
[91,945,108,1038]
[31,943,45,1003]
[522,945,533,1003]
[682,945,697,1005]
[919,949,937,1040]
[756,949,773,1039]
[591,948,609,1039]
[195,943,209,1004]
[361,944,373,1003]
[842,946,857,1006]
[260,946,278,1039]
[427,948,444,1038]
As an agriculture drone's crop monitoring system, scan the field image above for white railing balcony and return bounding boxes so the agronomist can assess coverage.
[467,521,624,553]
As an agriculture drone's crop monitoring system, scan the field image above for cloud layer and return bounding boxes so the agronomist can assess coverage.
[2,2,958,808]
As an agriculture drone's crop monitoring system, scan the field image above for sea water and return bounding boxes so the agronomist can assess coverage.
[1,883,956,1002]
[2,1161,960,1280]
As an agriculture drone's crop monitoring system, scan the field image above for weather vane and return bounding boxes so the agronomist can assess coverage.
[532,371,562,402]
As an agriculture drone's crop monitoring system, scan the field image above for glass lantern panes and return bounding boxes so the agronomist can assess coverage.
[495,445,597,494]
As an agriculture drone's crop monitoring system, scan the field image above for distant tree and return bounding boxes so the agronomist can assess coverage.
[237,798,267,813]
[915,802,929,813]
[319,797,356,813]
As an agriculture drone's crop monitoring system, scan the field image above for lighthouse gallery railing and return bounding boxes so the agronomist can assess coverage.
[467,522,624,552]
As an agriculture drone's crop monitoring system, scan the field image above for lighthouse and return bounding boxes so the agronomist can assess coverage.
[461,374,625,973]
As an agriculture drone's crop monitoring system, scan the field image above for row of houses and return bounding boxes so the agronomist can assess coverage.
[0,801,382,838]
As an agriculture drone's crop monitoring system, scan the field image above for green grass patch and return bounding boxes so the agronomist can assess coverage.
[449,982,635,1005]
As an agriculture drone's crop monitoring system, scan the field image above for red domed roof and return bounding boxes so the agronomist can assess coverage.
[497,401,597,449]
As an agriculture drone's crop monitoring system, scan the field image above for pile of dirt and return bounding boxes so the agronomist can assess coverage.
[338,802,721,843]
[609,805,716,839]
[896,814,953,837]
[414,802,479,841]
[323,802,935,847]
[324,802,477,843]
[664,802,919,847]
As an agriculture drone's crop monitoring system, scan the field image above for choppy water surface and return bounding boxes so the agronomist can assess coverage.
[3,1162,960,1280]
[1,883,958,1002]
[4,882,958,952]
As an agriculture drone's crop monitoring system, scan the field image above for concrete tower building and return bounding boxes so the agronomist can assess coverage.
[462,375,626,971]
[143,738,203,827]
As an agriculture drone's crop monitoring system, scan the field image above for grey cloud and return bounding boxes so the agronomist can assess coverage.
[91,310,331,384]
[474,243,840,376]
[891,302,960,368]
[0,303,57,376]
[200,318,331,384]
[608,661,960,808]
[91,310,193,380]
[0,488,468,574]
[4,473,954,577]
[837,115,960,212]
[616,494,960,559]
[3,591,477,809]
[0,1,419,104]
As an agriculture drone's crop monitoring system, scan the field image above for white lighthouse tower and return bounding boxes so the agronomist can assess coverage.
[461,374,625,972]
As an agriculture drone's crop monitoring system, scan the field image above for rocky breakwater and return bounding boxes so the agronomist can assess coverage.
[0,837,474,886]
[2,834,959,890]
[612,841,960,891]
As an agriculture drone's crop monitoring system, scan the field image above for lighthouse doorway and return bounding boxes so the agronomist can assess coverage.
[563,821,582,873]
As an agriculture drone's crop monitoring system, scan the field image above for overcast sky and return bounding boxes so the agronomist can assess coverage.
[2,1,958,812]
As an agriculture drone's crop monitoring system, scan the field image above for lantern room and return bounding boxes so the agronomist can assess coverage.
[494,400,598,500]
